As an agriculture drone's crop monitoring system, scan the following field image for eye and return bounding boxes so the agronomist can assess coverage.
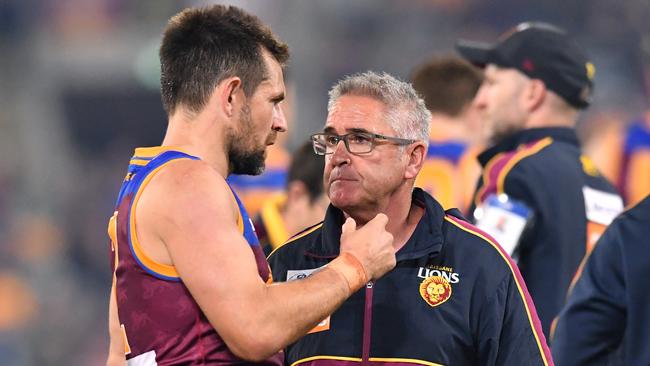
[270,96,284,106]
[324,135,339,145]
[349,133,372,144]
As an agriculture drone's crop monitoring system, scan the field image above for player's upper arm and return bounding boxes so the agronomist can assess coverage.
[137,160,272,353]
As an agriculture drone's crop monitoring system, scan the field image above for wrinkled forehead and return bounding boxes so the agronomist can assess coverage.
[325,95,391,133]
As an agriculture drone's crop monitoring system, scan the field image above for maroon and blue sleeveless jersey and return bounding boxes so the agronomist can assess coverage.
[108,146,282,365]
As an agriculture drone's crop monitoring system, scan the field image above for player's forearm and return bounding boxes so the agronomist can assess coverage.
[267,267,349,334]
[222,262,362,361]
[106,350,125,366]
[107,280,125,365]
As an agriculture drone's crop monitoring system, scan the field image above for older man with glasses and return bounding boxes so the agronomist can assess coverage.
[267,71,552,366]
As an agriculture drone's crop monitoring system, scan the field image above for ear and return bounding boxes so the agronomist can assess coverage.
[524,79,546,112]
[404,142,427,180]
[218,76,243,118]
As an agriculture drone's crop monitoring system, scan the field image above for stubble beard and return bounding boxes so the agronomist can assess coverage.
[227,103,267,176]
[489,118,524,146]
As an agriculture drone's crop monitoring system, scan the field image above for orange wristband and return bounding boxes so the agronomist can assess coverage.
[328,252,368,294]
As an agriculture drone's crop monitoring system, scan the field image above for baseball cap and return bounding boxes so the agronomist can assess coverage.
[456,22,595,109]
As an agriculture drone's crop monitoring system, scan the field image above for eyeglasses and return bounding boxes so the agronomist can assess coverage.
[310,131,417,155]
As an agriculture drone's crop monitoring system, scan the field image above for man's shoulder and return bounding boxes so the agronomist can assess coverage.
[151,159,235,206]
[508,136,574,173]
[497,137,585,195]
[267,222,323,261]
[147,157,222,188]
[479,137,556,189]
[267,222,324,281]
[612,197,650,249]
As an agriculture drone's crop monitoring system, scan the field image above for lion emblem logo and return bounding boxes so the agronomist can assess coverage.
[419,275,452,307]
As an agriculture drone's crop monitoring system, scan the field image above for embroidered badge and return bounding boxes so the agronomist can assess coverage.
[419,275,452,307]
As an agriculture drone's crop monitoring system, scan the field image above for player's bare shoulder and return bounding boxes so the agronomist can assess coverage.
[138,158,239,232]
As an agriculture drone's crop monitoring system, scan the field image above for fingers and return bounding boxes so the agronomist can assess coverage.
[341,217,357,235]
[364,213,388,230]
[338,213,396,283]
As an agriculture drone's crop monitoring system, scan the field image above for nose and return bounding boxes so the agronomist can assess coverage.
[328,138,350,166]
[272,104,287,132]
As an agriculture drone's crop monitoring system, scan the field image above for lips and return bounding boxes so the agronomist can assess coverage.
[329,169,357,183]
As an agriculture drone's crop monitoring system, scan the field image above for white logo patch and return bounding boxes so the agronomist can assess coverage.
[286,267,324,282]
[473,193,532,258]
[582,186,623,225]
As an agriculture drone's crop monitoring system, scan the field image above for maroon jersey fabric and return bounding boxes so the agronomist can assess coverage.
[108,147,282,365]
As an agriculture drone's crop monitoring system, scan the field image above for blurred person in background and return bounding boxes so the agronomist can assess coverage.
[0,266,38,365]
[269,71,552,366]
[107,5,395,365]
[410,56,484,213]
[582,111,650,208]
[457,21,624,339]
[552,194,650,365]
[616,113,650,205]
[253,140,328,255]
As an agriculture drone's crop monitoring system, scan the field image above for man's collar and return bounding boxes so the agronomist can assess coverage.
[305,188,445,261]
[478,127,578,166]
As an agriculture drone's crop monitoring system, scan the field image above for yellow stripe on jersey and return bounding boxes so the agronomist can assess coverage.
[267,223,323,259]
[290,355,362,366]
[130,146,192,166]
[474,151,506,208]
[129,159,150,166]
[369,357,445,366]
[108,211,119,271]
[129,161,189,279]
[497,137,553,195]
[133,146,189,158]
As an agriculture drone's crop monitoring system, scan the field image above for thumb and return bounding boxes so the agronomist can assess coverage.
[341,217,357,236]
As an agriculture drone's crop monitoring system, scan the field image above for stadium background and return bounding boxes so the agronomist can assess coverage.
[0,0,647,364]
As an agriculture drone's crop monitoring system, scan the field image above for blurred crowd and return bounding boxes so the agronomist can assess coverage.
[0,0,648,364]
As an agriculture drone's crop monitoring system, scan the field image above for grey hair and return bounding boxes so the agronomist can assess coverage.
[328,71,431,145]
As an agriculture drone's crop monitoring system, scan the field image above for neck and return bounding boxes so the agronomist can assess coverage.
[526,102,578,130]
[162,109,230,178]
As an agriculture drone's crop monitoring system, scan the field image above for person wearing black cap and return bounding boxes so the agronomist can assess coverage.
[456,21,624,339]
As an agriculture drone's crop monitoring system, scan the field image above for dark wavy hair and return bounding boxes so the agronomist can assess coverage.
[159,5,290,115]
